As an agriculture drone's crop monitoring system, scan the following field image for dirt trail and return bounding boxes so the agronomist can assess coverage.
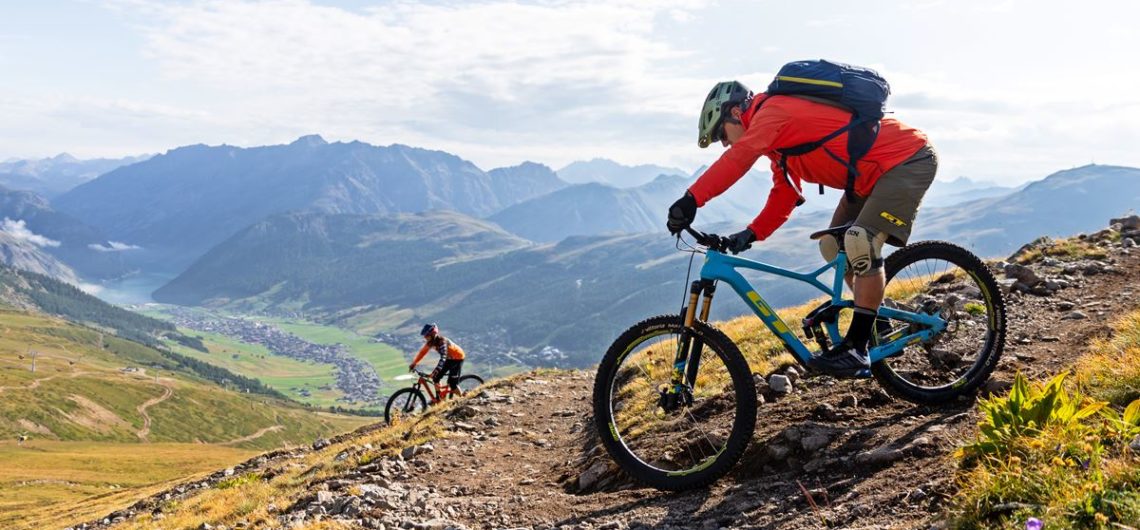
[0,370,91,393]
[135,380,174,442]
[222,425,284,446]
[343,248,1140,530]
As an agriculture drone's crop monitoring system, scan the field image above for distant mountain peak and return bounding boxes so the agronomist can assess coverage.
[557,158,688,188]
[51,153,79,163]
[291,134,328,147]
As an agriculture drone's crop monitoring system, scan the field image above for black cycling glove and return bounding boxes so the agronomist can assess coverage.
[726,228,756,254]
[666,192,698,235]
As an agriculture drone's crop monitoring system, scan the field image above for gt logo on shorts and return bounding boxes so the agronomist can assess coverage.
[880,211,907,227]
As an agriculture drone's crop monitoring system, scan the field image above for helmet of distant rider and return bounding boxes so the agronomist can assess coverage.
[420,323,438,338]
[698,80,753,148]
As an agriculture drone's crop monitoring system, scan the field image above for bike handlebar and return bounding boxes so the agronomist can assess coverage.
[682,226,731,254]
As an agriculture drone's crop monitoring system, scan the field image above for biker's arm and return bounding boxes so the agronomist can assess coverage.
[747,161,801,241]
[410,343,430,367]
[688,107,788,207]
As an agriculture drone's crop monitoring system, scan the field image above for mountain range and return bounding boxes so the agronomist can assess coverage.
[148,162,1139,365]
[0,153,149,198]
[556,158,687,188]
[5,135,1137,368]
[53,136,567,272]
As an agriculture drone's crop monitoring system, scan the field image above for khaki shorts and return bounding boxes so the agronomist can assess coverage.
[829,144,938,246]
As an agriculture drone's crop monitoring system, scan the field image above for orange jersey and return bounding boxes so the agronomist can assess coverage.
[411,335,466,365]
[688,94,928,240]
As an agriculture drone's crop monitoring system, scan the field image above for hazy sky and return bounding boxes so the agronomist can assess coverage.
[2,0,1139,184]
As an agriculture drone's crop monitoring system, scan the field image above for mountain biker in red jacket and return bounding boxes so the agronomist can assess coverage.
[667,80,938,377]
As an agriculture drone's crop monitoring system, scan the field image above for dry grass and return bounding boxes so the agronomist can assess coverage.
[1074,311,1140,406]
[111,375,520,529]
[0,441,256,530]
[1015,237,1110,264]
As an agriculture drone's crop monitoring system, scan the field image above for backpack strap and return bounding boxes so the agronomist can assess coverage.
[775,115,873,203]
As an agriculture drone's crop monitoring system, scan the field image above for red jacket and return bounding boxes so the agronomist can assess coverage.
[688,94,928,240]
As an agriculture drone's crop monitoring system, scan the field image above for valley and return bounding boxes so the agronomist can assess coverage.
[0,310,372,529]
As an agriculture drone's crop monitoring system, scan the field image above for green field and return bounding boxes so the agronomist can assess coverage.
[0,440,257,530]
[162,328,345,408]
[262,317,407,381]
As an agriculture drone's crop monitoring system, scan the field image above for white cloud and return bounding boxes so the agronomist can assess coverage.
[88,241,142,252]
[99,0,710,167]
[0,218,60,248]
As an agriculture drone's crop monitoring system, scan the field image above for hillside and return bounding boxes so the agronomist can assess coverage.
[53,137,564,272]
[75,218,1140,530]
[0,185,129,279]
[0,230,81,285]
[152,210,534,309]
[0,310,371,529]
[488,174,757,242]
[916,164,1140,256]
[0,263,200,350]
[153,210,819,367]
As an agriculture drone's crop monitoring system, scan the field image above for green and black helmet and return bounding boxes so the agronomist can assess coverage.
[698,80,753,148]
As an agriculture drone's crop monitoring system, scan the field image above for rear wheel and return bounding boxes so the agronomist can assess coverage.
[453,374,484,397]
[385,388,428,425]
[871,241,1006,405]
[592,315,756,491]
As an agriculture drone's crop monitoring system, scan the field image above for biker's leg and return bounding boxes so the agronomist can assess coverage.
[447,360,464,396]
[845,225,888,350]
[819,193,864,291]
[431,357,446,387]
[850,143,939,348]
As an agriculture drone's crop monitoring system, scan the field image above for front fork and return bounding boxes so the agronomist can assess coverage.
[661,279,716,411]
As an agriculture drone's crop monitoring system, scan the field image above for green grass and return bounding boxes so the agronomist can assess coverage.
[333,305,415,336]
[262,318,407,381]
[162,328,345,408]
[950,310,1140,529]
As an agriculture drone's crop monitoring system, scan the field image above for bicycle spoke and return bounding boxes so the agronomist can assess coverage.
[606,328,738,475]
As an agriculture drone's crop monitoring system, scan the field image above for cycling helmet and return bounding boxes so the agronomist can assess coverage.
[420,323,438,338]
[698,80,752,148]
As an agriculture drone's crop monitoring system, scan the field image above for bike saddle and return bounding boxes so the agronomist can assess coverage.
[809,222,854,241]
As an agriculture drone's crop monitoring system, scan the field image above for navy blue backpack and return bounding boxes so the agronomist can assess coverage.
[757,60,891,204]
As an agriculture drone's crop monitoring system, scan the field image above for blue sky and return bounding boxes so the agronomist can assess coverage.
[2,0,1139,185]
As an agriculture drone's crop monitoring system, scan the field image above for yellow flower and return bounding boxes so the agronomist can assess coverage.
[1051,456,1066,467]
[1095,513,1109,524]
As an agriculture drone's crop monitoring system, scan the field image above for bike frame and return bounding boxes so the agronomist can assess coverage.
[413,372,451,404]
[677,248,948,376]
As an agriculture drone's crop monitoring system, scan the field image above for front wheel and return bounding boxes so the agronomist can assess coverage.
[872,241,1007,405]
[592,315,756,491]
[385,387,428,425]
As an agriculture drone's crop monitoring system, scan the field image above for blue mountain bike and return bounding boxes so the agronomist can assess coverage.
[592,225,1006,491]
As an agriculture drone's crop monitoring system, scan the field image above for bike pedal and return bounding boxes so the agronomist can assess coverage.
[854,368,871,378]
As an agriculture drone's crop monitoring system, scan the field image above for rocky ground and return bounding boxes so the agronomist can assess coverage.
[76,218,1140,530]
